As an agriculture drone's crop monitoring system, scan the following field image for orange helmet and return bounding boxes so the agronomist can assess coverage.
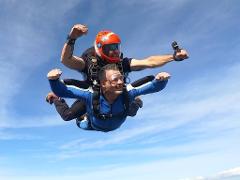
[94,30,121,63]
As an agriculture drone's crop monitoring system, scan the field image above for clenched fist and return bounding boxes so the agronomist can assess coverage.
[175,49,189,60]
[69,24,88,39]
[155,72,171,81]
[47,69,62,80]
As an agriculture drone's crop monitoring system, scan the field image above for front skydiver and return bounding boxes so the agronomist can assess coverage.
[47,64,170,132]
[46,75,154,126]
[47,23,188,123]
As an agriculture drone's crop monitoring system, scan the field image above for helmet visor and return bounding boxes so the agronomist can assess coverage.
[102,43,121,57]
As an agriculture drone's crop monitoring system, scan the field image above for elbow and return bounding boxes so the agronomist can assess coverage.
[52,89,63,97]
[155,80,168,91]
[51,87,65,98]
[49,80,68,98]
[160,80,168,90]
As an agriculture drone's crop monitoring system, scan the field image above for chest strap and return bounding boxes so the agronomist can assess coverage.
[92,86,129,120]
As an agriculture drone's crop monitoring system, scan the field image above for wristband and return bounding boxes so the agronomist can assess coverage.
[66,35,76,46]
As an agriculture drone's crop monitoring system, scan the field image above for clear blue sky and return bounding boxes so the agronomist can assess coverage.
[0,0,240,180]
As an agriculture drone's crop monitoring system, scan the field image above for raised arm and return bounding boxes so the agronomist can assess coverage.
[129,72,171,99]
[47,69,90,101]
[130,49,188,71]
[61,24,88,71]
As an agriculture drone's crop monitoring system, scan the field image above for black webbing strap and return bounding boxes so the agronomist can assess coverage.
[92,86,129,120]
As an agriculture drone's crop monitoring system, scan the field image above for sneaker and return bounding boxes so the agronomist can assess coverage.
[134,96,143,108]
[128,97,143,117]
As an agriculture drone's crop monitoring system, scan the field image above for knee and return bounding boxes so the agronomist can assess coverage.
[61,111,76,121]
[127,103,139,117]
[127,98,144,117]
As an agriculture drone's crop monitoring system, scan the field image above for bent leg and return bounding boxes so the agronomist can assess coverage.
[127,97,143,117]
[53,99,86,121]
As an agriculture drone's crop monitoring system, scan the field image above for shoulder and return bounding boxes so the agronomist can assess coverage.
[81,47,95,74]
[81,47,95,58]
[122,57,133,73]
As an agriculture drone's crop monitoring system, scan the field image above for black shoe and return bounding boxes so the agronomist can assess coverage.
[134,97,143,108]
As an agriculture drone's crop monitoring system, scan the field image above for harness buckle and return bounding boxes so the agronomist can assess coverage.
[100,114,113,120]
[101,114,106,120]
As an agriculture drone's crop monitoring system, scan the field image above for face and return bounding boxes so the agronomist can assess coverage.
[101,70,124,95]
[102,44,121,58]
[108,49,120,58]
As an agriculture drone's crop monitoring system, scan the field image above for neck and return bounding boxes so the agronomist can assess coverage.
[103,92,119,104]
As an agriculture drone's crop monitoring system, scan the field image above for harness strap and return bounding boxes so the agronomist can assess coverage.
[92,86,129,120]
[84,49,129,120]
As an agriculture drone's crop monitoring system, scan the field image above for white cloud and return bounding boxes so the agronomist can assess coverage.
[181,167,240,180]
[0,129,41,140]
[216,167,240,178]
[0,1,81,128]
[1,154,240,180]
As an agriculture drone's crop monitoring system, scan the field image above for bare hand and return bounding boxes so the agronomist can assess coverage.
[69,24,88,39]
[155,72,171,81]
[47,69,62,80]
[46,92,59,104]
[175,49,189,60]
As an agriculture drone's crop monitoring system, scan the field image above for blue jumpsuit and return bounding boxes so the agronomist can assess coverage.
[49,79,168,132]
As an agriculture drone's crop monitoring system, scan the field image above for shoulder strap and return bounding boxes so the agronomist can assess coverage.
[92,84,100,115]
[122,86,129,113]
[92,86,129,120]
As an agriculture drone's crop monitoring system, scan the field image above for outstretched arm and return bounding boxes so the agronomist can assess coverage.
[130,49,188,71]
[61,24,88,71]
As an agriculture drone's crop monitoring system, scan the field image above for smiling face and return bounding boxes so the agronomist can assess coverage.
[100,69,124,96]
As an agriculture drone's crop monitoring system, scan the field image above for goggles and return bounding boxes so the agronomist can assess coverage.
[102,43,121,56]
